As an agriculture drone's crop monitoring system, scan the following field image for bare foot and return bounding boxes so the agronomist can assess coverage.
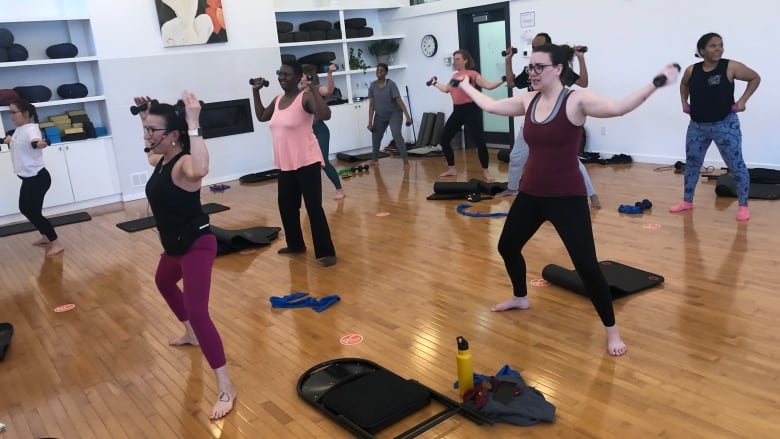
[439,167,457,177]
[334,189,346,200]
[369,160,378,167]
[482,169,495,183]
[403,162,411,170]
[169,333,199,346]
[46,241,64,256]
[33,235,51,246]
[590,194,602,210]
[210,391,236,420]
[605,325,627,356]
[495,189,518,198]
[490,296,530,312]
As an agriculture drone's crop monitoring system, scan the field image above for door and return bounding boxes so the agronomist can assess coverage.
[457,2,512,146]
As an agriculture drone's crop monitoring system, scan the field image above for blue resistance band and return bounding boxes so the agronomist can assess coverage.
[456,204,508,218]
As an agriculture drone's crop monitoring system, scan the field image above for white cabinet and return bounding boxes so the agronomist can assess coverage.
[328,103,374,154]
[0,138,120,218]
[43,138,120,207]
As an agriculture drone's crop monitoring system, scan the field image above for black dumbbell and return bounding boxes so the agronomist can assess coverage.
[130,99,159,115]
[405,121,412,126]
[501,47,518,57]
[351,165,369,172]
[577,46,588,53]
[31,138,51,149]
[249,78,270,87]
[652,63,681,87]
[450,79,462,87]
[426,76,437,87]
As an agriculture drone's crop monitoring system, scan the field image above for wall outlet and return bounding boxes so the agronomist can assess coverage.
[130,172,148,187]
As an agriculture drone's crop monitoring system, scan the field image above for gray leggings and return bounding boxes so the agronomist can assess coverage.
[371,111,408,162]
[507,131,595,195]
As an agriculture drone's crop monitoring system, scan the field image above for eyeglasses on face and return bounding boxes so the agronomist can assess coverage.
[525,63,554,74]
[143,126,168,136]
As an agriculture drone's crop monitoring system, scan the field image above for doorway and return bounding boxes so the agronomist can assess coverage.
[457,2,511,146]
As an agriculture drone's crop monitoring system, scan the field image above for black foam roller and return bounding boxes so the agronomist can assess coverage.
[542,264,587,295]
[497,149,510,163]
[0,28,13,48]
[46,43,78,59]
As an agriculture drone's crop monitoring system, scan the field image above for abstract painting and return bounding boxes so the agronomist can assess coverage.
[155,0,227,47]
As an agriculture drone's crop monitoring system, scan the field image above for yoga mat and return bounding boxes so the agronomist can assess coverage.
[0,211,91,238]
[213,225,281,256]
[335,151,390,162]
[429,112,445,146]
[715,173,780,200]
[542,260,664,300]
[116,203,230,233]
[420,112,435,147]
[415,112,432,148]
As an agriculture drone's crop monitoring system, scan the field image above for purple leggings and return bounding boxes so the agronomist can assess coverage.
[155,234,226,369]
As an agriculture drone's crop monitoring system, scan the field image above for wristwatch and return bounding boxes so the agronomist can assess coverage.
[187,127,203,137]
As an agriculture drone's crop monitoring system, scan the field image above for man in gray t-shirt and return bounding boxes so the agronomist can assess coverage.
[368,63,413,168]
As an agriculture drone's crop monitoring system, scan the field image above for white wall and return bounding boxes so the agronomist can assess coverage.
[385,0,777,168]
[87,0,282,201]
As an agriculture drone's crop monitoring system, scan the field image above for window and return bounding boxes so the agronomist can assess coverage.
[410,0,440,5]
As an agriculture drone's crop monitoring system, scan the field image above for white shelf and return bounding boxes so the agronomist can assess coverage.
[0,56,99,68]
[0,96,106,111]
[345,34,404,43]
[0,15,89,23]
[279,40,341,48]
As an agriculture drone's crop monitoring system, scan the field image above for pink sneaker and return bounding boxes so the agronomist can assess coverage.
[669,201,694,213]
[736,205,750,221]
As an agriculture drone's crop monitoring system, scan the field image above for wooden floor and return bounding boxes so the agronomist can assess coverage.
[2,148,780,439]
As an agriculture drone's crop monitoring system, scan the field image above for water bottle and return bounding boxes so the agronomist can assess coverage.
[456,336,474,395]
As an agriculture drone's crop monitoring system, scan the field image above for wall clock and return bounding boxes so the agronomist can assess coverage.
[421,34,438,57]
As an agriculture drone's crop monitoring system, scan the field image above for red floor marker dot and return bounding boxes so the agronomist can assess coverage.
[376,212,390,217]
[642,223,662,230]
[530,279,550,287]
[340,334,363,346]
[54,304,76,313]
[239,249,256,255]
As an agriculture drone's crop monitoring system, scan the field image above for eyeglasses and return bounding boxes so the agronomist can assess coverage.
[143,126,168,136]
[525,63,554,74]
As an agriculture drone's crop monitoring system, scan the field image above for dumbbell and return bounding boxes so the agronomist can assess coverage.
[577,46,588,53]
[130,99,159,115]
[351,165,369,173]
[450,78,462,87]
[652,63,681,87]
[426,76,437,86]
[31,138,51,149]
[249,78,270,87]
[501,47,518,57]
[405,121,413,126]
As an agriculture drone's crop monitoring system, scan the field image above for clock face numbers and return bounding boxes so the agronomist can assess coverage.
[421,34,437,57]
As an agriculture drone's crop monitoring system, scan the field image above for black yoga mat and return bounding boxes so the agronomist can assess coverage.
[116,203,230,233]
[420,112,435,147]
[427,179,508,200]
[0,322,13,361]
[239,169,280,183]
[0,211,91,237]
[429,112,445,146]
[416,112,432,147]
[335,151,389,162]
[213,225,281,256]
[541,260,664,300]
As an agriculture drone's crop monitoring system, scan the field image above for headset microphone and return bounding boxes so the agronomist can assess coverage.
[144,138,163,153]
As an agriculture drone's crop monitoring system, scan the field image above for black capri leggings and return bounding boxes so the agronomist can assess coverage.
[18,168,57,242]
[439,102,489,168]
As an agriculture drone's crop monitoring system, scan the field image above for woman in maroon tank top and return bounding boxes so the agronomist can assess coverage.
[456,44,679,357]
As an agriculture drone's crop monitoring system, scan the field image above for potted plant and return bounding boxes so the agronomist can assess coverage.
[349,47,370,72]
[367,39,399,64]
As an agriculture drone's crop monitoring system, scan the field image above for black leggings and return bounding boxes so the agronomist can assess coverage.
[497,192,615,326]
[440,102,489,168]
[19,168,57,242]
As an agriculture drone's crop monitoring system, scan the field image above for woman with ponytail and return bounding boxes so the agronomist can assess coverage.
[2,99,64,256]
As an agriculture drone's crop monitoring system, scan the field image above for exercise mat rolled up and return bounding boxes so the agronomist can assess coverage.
[541,264,586,295]
[432,180,480,194]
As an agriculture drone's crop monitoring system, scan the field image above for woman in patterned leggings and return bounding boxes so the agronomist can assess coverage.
[671,32,760,221]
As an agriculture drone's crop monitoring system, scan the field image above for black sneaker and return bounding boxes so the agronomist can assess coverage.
[278,246,306,254]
